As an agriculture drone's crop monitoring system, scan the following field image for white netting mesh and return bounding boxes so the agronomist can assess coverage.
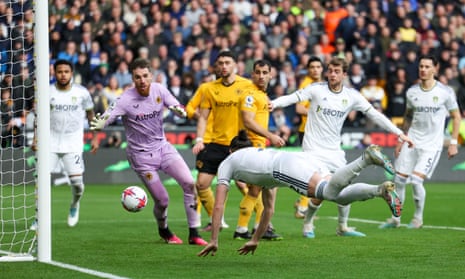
[0,0,37,260]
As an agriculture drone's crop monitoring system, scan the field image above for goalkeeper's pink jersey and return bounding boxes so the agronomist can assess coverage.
[104,82,181,153]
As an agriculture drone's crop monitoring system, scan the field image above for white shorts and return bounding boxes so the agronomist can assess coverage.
[271,152,323,196]
[394,147,441,179]
[303,149,346,174]
[50,152,84,175]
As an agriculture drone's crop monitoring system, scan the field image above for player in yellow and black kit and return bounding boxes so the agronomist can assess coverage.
[192,51,252,230]
[234,59,286,240]
[294,56,324,219]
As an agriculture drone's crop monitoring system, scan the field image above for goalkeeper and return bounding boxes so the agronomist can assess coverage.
[91,58,207,246]
[198,130,402,256]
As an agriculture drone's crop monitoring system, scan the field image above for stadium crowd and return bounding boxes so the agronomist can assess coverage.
[1,0,465,147]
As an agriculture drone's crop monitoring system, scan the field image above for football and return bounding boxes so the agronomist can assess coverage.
[121,186,148,212]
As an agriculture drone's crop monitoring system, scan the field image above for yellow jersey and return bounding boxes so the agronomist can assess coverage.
[200,76,253,146]
[186,83,214,143]
[240,84,269,148]
[297,76,316,133]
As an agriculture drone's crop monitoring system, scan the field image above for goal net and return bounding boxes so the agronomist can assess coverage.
[0,0,39,261]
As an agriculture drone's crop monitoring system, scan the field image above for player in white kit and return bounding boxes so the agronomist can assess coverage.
[270,57,413,238]
[197,130,402,256]
[35,59,99,228]
[379,55,461,229]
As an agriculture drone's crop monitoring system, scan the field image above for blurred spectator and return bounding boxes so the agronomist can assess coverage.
[185,0,205,27]
[102,76,123,105]
[74,51,91,85]
[91,63,111,87]
[335,3,357,50]
[360,75,386,129]
[57,41,79,65]
[323,0,348,45]
[88,41,102,72]
[113,61,132,89]
[12,66,34,117]
[348,62,366,91]
[1,88,17,147]
[385,79,407,119]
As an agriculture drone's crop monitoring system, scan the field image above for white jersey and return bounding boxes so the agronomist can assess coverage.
[217,147,319,196]
[406,82,459,150]
[49,83,94,153]
[272,82,402,152]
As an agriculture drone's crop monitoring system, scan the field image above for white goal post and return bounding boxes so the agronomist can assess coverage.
[0,0,50,262]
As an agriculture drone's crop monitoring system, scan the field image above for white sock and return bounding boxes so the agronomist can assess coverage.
[303,199,321,231]
[411,174,425,222]
[236,226,248,233]
[392,175,408,223]
[333,183,379,205]
[337,204,350,229]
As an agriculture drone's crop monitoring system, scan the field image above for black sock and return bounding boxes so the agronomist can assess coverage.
[189,228,200,238]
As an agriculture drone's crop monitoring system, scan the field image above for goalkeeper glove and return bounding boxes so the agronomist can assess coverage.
[90,113,108,131]
[168,105,187,118]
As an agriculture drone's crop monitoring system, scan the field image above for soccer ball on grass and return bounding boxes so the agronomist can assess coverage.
[121,186,148,212]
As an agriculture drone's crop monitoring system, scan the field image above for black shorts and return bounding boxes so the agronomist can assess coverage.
[195,143,230,175]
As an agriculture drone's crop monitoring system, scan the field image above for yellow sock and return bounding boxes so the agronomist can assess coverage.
[298,195,309,208]
[237,194,257,228]
[238,185,248,196]
[198,187,215,217]
[254,192,264,227]
[196,196,201,215]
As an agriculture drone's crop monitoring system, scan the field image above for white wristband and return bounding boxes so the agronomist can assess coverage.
[195,137,203,144]
[450,139,458,145]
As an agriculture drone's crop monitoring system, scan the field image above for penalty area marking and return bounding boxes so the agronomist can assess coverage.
[49,260,132,279]
[324,216,465,231]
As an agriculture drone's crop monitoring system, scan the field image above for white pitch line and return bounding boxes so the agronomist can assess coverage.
[324,216,465,231]
[48,260,132,279]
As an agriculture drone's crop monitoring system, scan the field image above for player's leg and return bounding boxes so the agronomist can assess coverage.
[380,145,416,229]
[302,198,321,238]
[295,195,309,219]
[195,143,216,220]
[62,152,85,227]
[408,149,440,229]
[234,184,261,240]
[319,145,394,236]
[162,145,207,245]
[330,181,401,217]
[128,151,181,244]
[253,190,264,231]
[195,143,228,230]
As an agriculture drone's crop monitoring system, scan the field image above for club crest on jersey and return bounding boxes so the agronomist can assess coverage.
[342,99,348,107]
[72,96,77,103]
[145,172,153,181]
[156,96,161,103]
[433,96,438,103]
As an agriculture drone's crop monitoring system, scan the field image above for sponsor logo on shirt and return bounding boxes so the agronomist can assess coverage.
[52,104,79,111]
[135,110,161,121]
[215,100,238,107]
[414,106,440,113]
[316,105,345,117]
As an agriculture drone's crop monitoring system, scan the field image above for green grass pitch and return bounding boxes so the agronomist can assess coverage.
[2,182,465,279]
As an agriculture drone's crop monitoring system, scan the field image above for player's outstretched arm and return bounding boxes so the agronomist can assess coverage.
[198,184,228,257]
[237,188,276,255]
